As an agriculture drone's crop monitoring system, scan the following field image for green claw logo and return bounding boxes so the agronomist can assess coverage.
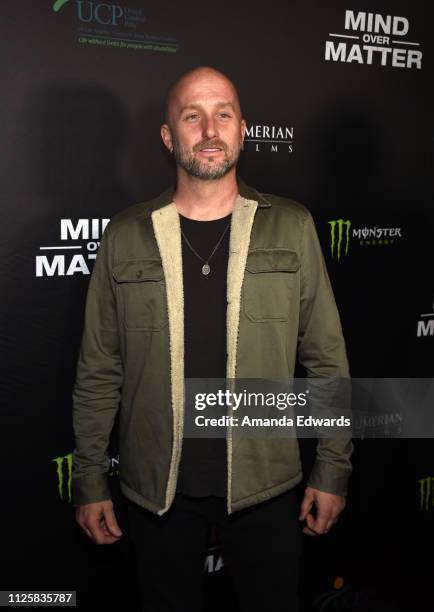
[52,0,70,12]
[419,476,434,511]
[52,453,73,502]
[329,219,351,261]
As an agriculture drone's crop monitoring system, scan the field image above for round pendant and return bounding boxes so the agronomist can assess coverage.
[202,263,211,275]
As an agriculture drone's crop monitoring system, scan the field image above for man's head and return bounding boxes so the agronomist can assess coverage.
[161,67,246,181]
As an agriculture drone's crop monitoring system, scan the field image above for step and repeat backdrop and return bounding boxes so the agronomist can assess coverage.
[1,0,432,610]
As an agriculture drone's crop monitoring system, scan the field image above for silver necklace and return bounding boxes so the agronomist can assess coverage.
[180,217,231,275]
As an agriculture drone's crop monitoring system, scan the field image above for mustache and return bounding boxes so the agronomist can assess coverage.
[193,139,227,152]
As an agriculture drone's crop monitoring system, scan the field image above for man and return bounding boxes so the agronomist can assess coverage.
[73,66,353,611]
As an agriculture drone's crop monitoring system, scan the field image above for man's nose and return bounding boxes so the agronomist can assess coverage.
[202,116,217,139]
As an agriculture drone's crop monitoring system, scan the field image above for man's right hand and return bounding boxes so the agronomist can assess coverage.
[75,499,123,545]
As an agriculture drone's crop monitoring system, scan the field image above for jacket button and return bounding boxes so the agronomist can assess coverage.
[136,270,143,278]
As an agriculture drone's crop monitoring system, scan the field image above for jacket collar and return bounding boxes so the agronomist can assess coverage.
[237,176,272,208]
[143,175,271,218]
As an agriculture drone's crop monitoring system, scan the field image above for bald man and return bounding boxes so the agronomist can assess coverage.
[72,66,353,611]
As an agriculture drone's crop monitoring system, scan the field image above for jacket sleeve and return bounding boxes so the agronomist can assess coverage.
[297,210,353,496]
[71,226,123,505]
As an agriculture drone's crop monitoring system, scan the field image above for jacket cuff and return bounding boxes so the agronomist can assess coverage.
[307,459,352,497]
[72,473,112,506]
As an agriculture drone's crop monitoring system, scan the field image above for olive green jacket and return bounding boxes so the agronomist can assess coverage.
[72,178,353,515]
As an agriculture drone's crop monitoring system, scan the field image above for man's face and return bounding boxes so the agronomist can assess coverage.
[162,71,246,180]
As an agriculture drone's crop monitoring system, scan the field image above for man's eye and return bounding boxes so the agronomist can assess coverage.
[219,113,231,118]
[185,114,199,121]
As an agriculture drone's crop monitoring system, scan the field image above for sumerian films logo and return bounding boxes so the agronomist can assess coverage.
[52,452,119,502]
[244,124,294,154]
[328,219,402,260]
[419,476,434,511]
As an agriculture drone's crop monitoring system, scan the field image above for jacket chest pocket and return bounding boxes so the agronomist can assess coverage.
[243,249,300,322]
[113,259,168,331]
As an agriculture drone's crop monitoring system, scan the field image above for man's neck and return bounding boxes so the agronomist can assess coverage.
[173,168,238,220]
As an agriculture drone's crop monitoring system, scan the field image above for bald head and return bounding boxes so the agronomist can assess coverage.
[164,66,242,126]
[160,66,246,181]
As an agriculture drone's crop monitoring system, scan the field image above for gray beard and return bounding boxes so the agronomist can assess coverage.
[172,140,241,180]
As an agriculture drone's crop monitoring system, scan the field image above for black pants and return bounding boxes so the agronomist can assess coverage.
[125,487,302,612]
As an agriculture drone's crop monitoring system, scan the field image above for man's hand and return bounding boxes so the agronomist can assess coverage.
[76,499,123,545]
[298,486,346,536]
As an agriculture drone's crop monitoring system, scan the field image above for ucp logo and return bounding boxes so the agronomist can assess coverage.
[53,1,124,26]
[52,0,70,10]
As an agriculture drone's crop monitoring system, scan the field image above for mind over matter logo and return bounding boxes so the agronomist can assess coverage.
[324,10,422,69]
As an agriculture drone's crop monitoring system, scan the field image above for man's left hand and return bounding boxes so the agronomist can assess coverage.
[298,486,346,536]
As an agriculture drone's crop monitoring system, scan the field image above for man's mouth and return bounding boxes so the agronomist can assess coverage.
[196,141,225,153]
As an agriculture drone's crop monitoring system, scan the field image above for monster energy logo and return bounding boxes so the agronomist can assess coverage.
[52,452,119,502]
[419,476,434,511]
[52,453,72,502]
[329,219,351,260]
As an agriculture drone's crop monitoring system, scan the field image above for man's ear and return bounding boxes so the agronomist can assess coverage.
[161,123,173,152]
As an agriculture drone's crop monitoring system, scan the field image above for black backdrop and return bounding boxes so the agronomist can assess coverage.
[1,1,433,610]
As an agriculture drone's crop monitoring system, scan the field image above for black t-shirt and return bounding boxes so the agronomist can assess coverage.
[175,211,231,498]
